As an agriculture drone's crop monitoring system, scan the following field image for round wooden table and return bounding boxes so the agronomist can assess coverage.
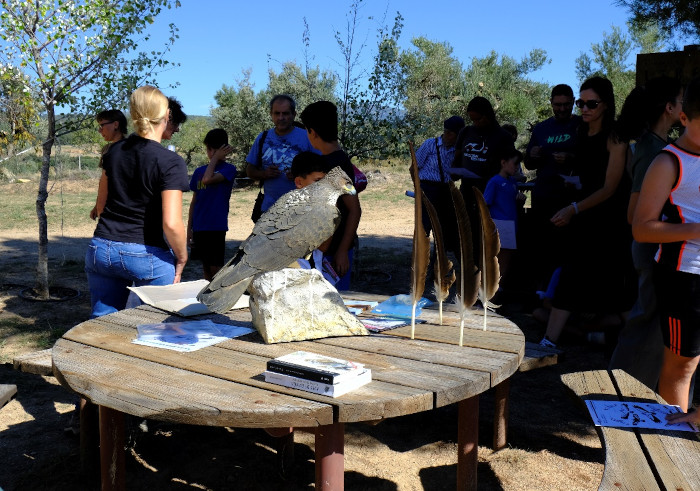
[53,292,524,490]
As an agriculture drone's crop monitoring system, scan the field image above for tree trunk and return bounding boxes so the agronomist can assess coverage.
[34,107,55,299]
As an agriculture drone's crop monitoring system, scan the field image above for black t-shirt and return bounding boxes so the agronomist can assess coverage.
[453,124,515,190]
[324,150,356,256]
[94,134,189,250]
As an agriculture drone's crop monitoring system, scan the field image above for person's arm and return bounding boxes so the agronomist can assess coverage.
[187,192,196,247]
[162,189,188,283]
[90,169,108,220]
[632,153,700,243]
[551,137,626,227]
[627,192,639,225]
[524,130,543,171]
[201,145,234,185]
[332,194,361,275]
[246,162,280,180]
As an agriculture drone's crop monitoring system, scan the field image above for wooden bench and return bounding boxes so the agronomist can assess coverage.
[13,349,53,376]
[562,369,700,490]
[1,384,17,409]
[492,341,562,450]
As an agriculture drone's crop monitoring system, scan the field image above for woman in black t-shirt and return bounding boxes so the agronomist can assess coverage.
[85,86,189,318]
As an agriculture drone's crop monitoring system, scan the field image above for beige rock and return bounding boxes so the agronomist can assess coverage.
[249,268,368,343]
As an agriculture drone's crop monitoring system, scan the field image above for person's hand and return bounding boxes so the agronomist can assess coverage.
[516,191,526,204]
[552,152,566,164]
[529,146,541,158]
[551,204,576,227]
[333,251,350,276]
[213,144,233,161]
[264,165,281,179]
[666,408,700,426]
[89,206,98,220]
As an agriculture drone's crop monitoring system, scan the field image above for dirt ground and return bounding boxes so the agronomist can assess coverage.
[0,175,613,490]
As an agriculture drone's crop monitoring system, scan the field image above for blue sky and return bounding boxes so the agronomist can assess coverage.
[143,0,633,116]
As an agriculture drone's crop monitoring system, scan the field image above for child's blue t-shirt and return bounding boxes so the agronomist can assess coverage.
[246,127,317,212]
[484,174,518,221]
[189,161,237,231]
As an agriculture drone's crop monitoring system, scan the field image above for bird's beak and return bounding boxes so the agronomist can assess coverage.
[344,183,357,195]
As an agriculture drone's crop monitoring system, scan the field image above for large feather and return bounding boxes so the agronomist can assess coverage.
[449,182,479,346]
[421,190,455,325]
[409,142,430,340]
[473,186,501,330]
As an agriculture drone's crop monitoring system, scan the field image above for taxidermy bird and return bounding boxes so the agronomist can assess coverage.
[198,166,356,313]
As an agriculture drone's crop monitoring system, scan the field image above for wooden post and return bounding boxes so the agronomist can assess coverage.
[457,395,479,491]
[315,422,344,490]
[265,427,295,478]
[492,378,511,450]
[80,397,100,476]
[98,405,125,491]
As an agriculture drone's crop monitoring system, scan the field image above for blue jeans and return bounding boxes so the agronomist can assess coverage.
[85,237,175,318]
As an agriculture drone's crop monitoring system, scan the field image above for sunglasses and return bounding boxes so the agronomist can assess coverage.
[97,121,114,129]
[575,99,603,110]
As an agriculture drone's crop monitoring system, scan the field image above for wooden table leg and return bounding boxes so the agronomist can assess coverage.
[492,378,511,450]
[265,427,295,478]
[315,422,344,490]
[98,405,125,491]
[80,397,99,475]
[457,395,479,491]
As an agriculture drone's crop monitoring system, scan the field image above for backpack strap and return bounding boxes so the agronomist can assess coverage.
[256,130,268,189]
[435,137,447,183]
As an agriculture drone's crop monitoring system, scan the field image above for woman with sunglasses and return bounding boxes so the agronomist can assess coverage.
[541,76,635,348]
[85,86,189,318]
[90,109,128,220]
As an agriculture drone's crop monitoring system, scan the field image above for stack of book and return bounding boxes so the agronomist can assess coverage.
[264,350,371,398]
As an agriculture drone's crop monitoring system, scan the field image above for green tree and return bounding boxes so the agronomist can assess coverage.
[465,50,551,143]
[398,37,468,142]
[265,61,337,112]
[0,0,179,298]
[575,23,663,113]
[334,2,408,159]
[211,70,273,160]
[170,116,213,167]
[616,0,700,41]
[0,68,39,157]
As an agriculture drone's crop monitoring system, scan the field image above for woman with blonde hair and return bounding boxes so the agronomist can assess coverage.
[85,85,189,318]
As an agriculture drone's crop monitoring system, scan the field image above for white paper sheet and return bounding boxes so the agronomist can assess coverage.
[128,280,249,316]
[585,400,698,432]
[132,320,254,352]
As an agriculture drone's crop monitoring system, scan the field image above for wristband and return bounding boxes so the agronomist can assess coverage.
[571,202,579,214]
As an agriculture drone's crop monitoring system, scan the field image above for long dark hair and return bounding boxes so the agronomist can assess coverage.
[614,76,682,142]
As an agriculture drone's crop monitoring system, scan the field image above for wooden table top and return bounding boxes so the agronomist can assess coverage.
[52,292,524,428]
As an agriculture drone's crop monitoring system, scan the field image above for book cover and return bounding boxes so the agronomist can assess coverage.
[267,351,364,385]
[263,369,372,398]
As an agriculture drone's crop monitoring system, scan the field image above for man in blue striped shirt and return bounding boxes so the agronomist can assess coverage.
[415,116,465,251]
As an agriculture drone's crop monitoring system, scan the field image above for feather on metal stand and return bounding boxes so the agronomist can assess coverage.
[449,182,479,346]
[421,190,455,324]
[409,143,430,340]
[473,186,501,330]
